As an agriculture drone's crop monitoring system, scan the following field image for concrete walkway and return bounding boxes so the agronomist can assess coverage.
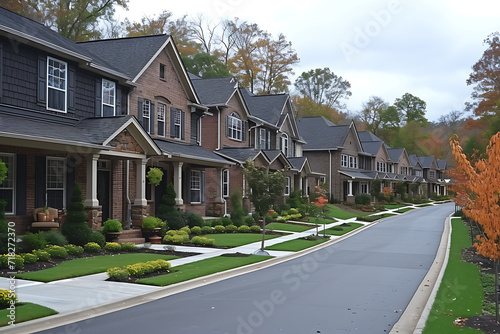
[0,202,450,333]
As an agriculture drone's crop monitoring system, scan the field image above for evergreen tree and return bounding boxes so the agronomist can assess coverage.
[61,182,92,246]
[158,183,184,230]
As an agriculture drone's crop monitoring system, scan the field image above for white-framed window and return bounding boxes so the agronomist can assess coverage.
[415,170,423,177]
[46,157,66,208]
[361,182,369,194]
[341,154,349,168]
[190,170,201,203]
[349,156,358,169]
[172,109,182,139]
[429,171,436,179]
[319,176,326,184]
[47,57,67,112]
[259,128,267,149]
[102,79,115,116]
[160,63,166,79]
[227,112,242,141]
[0,154,15,214]
[142,99,151,134]
[377,162,387,173]
[280,134,288,157]
[284,177,291,196]
[400,167,408,175]
[222,169,230,198]
[158,103,166,137]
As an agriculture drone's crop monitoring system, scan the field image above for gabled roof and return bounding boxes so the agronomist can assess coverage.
[0,7,130,83]
[361,141,384,156]
[240,88,288,126]
[358,131,383,142]
[339,170,377,180]
[408,154,423,169]
[190,76,239,106]
[387,148,405,163]
[79,34,199,103]
[297,117,350,151]
[154,139,231,166]
[436,159,448,170]
[417,156,436,169]
[215,148,264,165]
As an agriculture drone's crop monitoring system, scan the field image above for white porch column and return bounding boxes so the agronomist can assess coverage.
[134,159,147,206]
[84,154,99,207]
[173,162,184,205]
[304,177,309,196]
[347,180,353,196]
[216,167,224,203]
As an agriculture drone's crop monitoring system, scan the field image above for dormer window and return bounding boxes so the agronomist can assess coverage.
[47,57,67,112]
[227,112,242,141]
[102,79,115,116]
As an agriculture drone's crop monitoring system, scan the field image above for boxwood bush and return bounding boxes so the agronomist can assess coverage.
[249,225,261,233]
[244,215,255,226]
[45,245,68,259]
[64,244,84,256]
[21,253,38,264]
[201,226,212,234]
[0,289,18,308]
[190,226,202,235]
[104,242,122,252]
[120,242,138,252]
[191,236,215,246]
[107,259,171,281]
[142,216,162,229]
[214,225,225,233]
[84,242,101,253]
[32,249,50,261]
[89,231,106,248]
[238,225,250,233]
[163,230,189,244]
[101,219,123,233]
[0,254,24,269]
[225,224,237,233]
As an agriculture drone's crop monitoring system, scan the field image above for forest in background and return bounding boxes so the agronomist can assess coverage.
[3,0,499,164]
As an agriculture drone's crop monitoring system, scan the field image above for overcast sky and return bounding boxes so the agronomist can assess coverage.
[116,0,500,121]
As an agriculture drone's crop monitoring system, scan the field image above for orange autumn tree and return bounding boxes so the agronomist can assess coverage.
[310,185,329,236]
[450,132,500,260]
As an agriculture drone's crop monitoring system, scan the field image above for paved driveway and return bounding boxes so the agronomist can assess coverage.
[36,203,453,334]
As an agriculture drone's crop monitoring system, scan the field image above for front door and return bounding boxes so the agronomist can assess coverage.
[97,170,110,223]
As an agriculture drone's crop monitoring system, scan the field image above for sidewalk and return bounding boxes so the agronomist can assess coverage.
[0,203,444,332]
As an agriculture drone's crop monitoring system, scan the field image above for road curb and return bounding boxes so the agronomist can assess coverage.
[389,214,452,334]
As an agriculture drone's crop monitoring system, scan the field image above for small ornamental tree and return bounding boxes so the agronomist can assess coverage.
[310,185,328,237]
[61,182,92,246]
[243,160,285,251]
[158,183,184,230]
[450,133,500,320]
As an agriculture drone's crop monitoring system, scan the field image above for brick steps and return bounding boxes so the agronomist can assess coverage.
[116,228,145,244]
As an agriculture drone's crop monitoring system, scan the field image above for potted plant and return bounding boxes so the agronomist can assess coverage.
[101,219,123,242]
[44,206,55,222]
[141,216,164,242]
[37,208,47,222]
[147,167,164,186]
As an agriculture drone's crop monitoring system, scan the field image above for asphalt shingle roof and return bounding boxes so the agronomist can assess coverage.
[361,141,383,156]
[215,148,262,164]
[190,76,237,106]
[287,156,307,171]
[76,116,134,144]
[387,148,404,162]
[358,131,383,142]
[297,117,349,150]
[417,156,435,169]
[78,34,171,79]
[240,88,288,126]
[154,139,229,165]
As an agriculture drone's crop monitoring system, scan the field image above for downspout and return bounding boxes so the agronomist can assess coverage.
[124,160,132,229]
[329,150,332,200]
[217,106,221,150]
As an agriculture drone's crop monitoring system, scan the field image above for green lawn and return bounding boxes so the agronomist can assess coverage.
[325,204,366,219]
[137,255,272,286]
[322,223,364,236]
[265,238,329,251]
[15,254,178,282]
[0,303,57,327]
[206,233,281,247]
[266,222,315,232]
[308,217,336,225]
[423,218,483,333]
[384,204,406,209]
[357,213,396,222]
[396,207,415,213]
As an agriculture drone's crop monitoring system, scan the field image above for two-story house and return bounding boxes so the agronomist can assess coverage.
[0,7,162,232]
[79,35,232,219]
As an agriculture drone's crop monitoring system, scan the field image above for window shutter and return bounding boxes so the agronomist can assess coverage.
[0,43,3,101]
[35,156,46,208]
[116,86,122,115]
[137,98,144,126]
[242,121,247,141]
[37,55,47,106]
[181,111,185,140]
[170,107,175,138]
[68,66,76,111]
[150,102,155,135]
[186,168,191,203]
[66,157,75,207]
[95,78,102,117]
[15,154,27,215]
[201,169,205,203]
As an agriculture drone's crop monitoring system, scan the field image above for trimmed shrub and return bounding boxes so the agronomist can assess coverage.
[238,225,250,233]
[22,253,39,264]
[190,226,202,235]
[289,208,299,215]
[249,225,261,233]
[42,230,68,246]
[201,226,213,234]
[101,219,123,233]
[142,216,162,229]
[45,245,68,259]
[84,242,101,253]
[107,259,171,281]
[0,254,23,270]
[104,242,122,252]
[244,215,255,226]
[180,226,191,235]
[106,267,129,282]
[0,289,18,308]
[221,216,232,227]
[214,225,225,233]
[191,236,215,246]
[182,211,204,227]
[355,194,371,206]
[120,243,138,252]
[89,231,106,248]
[158,183,184,230]
[61,182,92,246]
[163,230,189,244]
[229,191,246,227]
[32,249,50,261]
[20,232,46,252]
[64,244,84,256]
[225,224,237,233]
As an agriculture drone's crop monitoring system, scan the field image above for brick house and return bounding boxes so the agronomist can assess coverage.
[0,7,162,232]
[78,35,232,219]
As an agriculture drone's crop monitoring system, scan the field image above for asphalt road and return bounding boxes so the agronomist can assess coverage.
[37,203,453,334]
